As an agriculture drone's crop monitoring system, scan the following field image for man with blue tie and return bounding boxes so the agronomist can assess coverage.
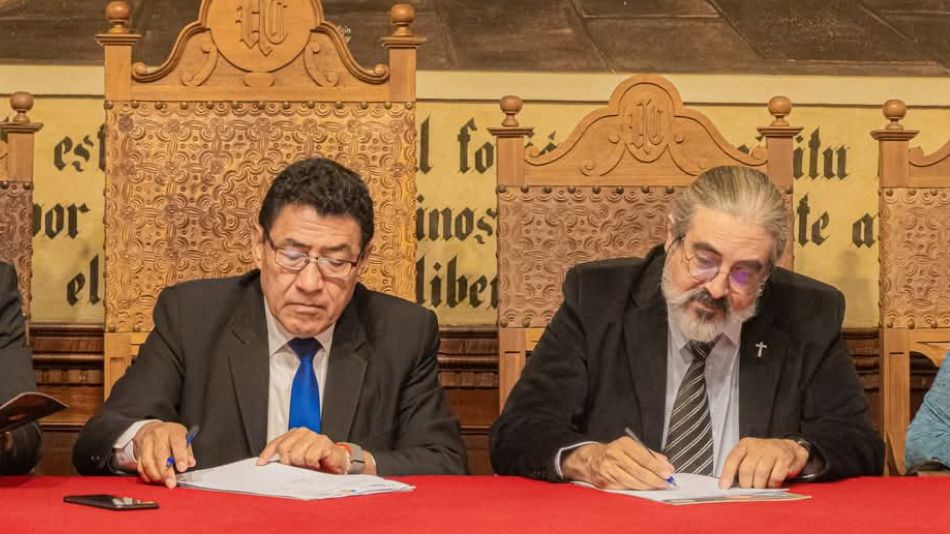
[74,158,466,486]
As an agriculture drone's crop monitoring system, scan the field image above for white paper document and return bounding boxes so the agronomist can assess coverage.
[575,473,809,505]
[177,458,414,500]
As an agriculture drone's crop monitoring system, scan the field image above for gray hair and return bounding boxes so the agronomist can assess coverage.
[670,166,789,264]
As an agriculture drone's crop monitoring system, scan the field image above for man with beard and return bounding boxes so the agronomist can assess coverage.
[490,166,882,489]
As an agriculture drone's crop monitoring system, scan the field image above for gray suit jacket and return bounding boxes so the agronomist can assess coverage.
[0,262,41,475]
[74,271,466,476]
[491,246,883,481]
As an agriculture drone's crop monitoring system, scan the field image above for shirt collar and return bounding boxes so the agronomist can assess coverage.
[668,314,742,356]
[263,297,335,357]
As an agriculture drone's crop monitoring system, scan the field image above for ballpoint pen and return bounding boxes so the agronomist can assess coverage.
[167,424,200,468]
[624,426,677,488]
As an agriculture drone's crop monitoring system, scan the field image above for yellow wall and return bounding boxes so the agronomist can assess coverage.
[3,68,950,328]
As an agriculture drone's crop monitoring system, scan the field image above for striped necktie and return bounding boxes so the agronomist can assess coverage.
[664,339,716,475]
[287,337,322,433]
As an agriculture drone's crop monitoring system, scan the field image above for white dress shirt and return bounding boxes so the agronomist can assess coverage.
[263,302,333,443]
[112,298,334,470]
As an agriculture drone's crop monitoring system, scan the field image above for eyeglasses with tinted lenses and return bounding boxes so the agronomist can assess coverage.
[678,237,767,292]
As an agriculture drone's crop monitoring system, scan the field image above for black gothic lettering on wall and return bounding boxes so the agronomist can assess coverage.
[32,203,90,239]
[66,255,101,306]
[526,131,558,156]
[415,255,498,310]
[852,214,876,248]
[419,116,432,174]
[414,195,497,244]
[792,129,849,180]
[52,123,107,173]
[796,194,830,247]
[458,118,476,174]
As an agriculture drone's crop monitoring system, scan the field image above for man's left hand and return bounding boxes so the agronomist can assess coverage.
[256,428,350,474]
[718,437,809,489]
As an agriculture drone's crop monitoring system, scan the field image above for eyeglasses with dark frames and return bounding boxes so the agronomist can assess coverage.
[264,232,360,279]
[673,235,769,294]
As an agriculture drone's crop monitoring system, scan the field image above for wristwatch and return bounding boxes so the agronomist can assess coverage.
[339,442,365,475]
[792,436,812,456]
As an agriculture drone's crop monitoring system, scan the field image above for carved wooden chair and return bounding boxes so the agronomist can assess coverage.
[872,99,950,474]
[490,74,801,409]
[98,0,424,397]
[0,92,43,323]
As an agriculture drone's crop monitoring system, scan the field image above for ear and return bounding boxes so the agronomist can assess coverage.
[664,213,676,251]
[356,241,374,273]
[252,224,265,270]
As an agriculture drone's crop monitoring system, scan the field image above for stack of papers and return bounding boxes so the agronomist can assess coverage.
[177,458,414,500]
[575,473,809,505]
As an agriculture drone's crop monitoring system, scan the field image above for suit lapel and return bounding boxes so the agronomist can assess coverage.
[738,289,788,438]
[225,279,270,454]
[623,250,669,451]
[320,291,368,441]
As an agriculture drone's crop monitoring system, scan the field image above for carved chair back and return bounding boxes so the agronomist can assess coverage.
[0,92,43,322]
[98,0,424,396]
[872,99,950,474]
[489,75,801,409]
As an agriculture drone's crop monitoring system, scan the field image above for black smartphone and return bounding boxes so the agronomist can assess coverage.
[63,494,159,511]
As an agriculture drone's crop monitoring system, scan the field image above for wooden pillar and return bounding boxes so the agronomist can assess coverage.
[379,4,426,103]
[2,92,43,324]
[757,96,802,191]
[489,96,534,187]
[95,1,141,102]
[871,99,919,188]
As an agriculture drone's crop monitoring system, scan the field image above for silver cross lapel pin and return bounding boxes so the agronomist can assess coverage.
[755,342,767,359]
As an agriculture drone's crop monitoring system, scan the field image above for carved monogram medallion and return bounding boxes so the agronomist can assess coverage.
[208,0,316,75]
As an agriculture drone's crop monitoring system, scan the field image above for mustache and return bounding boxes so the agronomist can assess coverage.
[690,288,728,313]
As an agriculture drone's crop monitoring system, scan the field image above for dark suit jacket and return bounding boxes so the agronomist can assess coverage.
[0,262,42,475]
[491,246,883,482]
[74,271,466,476]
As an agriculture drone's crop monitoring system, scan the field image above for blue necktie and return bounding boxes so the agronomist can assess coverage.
[288,337,322,433]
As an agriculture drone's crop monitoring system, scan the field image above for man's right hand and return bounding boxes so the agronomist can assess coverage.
[560,437,674,490]
[132,421,196,488]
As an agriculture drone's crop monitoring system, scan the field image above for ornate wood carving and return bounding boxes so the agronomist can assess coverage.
[97,0,423,102]
[0,182,33,312]
[0,92,42,319]
[103,100,416,333]
[503,76,774,187]
[498,185,676,328]
[880,188,950,329]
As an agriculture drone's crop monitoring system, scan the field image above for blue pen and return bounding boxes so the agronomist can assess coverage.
[167,424,200,468]
[624,427,677,488]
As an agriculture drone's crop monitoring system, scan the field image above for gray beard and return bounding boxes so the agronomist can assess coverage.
[660,260,758,343]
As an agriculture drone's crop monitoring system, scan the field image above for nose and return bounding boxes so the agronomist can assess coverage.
[703,269,730,300]
[293,260,325,293]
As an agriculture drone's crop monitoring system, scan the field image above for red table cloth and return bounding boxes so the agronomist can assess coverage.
[2,475,947,533]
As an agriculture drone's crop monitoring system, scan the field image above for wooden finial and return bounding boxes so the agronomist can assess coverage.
[767,95,792,127]
[9,91,33,124]
[391,4,415,37]
[882,99,907,130]
[106,1,131,34]
[500,95,523,127]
